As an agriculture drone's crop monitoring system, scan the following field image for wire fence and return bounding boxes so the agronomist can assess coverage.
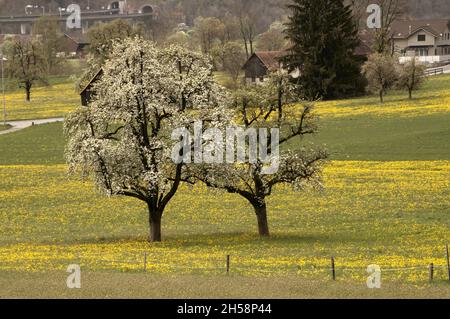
[2,245,450,283]
[424,67,444,76]
[65,249,450,282]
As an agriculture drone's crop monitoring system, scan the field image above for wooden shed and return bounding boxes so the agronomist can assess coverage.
[62,33,89,58]
[80,69,103,106]
[242,51,286,84]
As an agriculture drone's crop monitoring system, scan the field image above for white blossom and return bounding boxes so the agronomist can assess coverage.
[65,37,230,242]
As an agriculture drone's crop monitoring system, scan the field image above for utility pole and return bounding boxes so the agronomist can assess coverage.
[1,56,6,127]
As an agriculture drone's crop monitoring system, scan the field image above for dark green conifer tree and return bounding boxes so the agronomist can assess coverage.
[284,0,366,100]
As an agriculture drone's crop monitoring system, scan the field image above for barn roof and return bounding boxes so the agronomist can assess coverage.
[80,69,103,95]
[64,32,89,45]
[243,51,286,72]
[254,51,286,70]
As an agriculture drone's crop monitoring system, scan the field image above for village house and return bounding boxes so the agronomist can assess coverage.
[242,42,372,84]
[391,19,450,63]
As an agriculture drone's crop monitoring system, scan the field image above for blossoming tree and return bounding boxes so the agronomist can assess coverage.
[188,72,328,237]
[65,38,227,242]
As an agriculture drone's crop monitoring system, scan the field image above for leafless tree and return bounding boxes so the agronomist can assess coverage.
[193,16,225,54]
[346,0,371,29]
[373,0,405,54]
[3,38,47,101]
[239,15,257,59]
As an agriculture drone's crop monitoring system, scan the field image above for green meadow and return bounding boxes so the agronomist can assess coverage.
[0,75,449,298]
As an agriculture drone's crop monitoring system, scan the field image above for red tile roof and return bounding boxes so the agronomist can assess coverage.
[355,42,373,56]
[253,51,286,71]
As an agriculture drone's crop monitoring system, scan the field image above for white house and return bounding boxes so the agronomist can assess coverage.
[391,19,450,64]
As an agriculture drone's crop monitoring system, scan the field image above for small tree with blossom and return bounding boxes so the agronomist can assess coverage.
[65,38,228,242]
[397,57,427,100]
[362,53,399,103]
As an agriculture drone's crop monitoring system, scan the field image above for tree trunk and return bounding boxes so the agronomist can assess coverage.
[148,210,162,243]
[408,89,412,100]
[254,203,270,237]
[25,86,31,102]
[243,39,249,59]
[379,90,383,103]
[277,86,283,120]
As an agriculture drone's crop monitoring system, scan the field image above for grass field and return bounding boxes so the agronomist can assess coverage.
[3,72,449,122]
[0,161,449,283]
[3,77,79,121]
[0,124,64,165]
[0,75,449,298]
[4,72,229,122]
[1,272,449,299]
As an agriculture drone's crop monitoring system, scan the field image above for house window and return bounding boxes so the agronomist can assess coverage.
[415,48,428,56]
[418,35,426,42]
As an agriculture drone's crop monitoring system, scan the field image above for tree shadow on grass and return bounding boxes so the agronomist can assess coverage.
[45,231,358,248]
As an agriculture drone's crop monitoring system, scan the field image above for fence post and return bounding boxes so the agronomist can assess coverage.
[226,255,230,274]
[446,244,450,281]
[429,263,434,283]
[144,252,147,272]
[331,257,336,281]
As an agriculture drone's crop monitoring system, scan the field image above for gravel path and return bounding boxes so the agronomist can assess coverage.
[0,118,64,136]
